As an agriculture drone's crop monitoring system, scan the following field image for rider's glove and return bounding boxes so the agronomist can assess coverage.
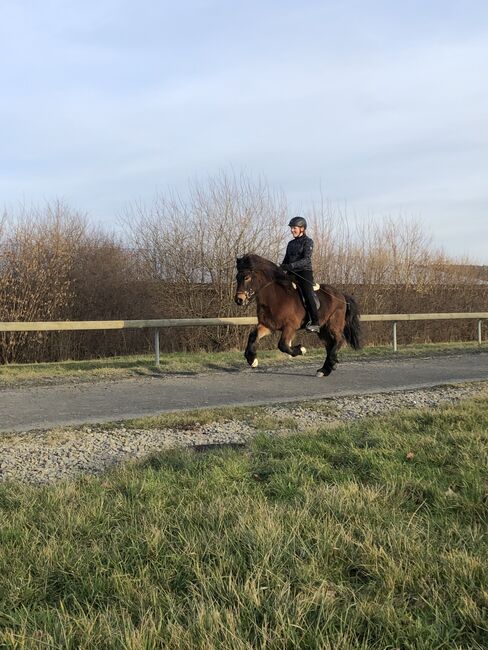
[280,263,292,271]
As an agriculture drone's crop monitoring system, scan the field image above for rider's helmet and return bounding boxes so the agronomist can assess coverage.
[288,216,307,229]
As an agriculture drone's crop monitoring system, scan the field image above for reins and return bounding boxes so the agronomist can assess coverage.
[245,269,350,307]
[245,278,276,302]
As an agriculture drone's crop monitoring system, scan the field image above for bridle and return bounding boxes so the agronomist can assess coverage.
[235,271,276,305]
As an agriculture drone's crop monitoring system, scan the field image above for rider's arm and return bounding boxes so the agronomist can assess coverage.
[281,243,290,265]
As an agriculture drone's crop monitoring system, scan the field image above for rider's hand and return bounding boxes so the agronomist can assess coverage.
[280,263,291,272]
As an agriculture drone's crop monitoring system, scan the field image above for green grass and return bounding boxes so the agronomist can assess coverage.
[1,340,486,387]
[0,396,487,648]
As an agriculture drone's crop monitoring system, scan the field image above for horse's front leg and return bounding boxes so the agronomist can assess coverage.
[245,324,271,368]
[278,326,307,357]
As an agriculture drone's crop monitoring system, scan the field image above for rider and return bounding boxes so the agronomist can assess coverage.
[280,216,320,333]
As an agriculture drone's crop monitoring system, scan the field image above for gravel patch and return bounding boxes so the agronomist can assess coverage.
[0,383,485,485]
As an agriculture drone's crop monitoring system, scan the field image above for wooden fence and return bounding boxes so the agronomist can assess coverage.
[0,313,486,366]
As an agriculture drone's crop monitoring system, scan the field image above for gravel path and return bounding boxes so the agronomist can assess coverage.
[1,383,485,485]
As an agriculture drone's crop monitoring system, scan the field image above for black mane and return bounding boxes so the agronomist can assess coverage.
[236,254,290,286]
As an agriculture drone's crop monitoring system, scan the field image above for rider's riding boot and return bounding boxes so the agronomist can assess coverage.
[304,291,320,333]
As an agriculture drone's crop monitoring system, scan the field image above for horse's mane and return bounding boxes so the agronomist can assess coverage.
[236,253,291,287]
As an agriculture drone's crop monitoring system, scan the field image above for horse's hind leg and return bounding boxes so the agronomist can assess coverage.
[278,326,307,357]
[245,324,271,368]
[316,328,344,377]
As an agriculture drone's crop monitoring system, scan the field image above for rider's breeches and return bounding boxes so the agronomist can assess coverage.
[291,270,319,323]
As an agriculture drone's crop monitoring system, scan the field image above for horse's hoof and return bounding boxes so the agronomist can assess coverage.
[318,366,333,377]
[300,346,307,355]
[251,359,259,368]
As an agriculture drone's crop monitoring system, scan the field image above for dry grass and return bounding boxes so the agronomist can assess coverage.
[0,394,487,648]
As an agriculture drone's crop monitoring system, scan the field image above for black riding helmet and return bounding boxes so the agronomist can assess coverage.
[288,216,307,229]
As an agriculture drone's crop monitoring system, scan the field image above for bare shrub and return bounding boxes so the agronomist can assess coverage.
[59,227,152,359]
[0,204,154,362]
[123,171,288,350]
[0,203,79,363]
[306,205,486,345]
[1,181,486,363]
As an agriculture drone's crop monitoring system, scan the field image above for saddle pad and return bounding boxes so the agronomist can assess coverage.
[292,282,320,291]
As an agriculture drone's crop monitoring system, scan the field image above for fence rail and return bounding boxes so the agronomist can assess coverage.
[0,313,486,364]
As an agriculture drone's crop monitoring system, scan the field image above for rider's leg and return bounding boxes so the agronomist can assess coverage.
[296,272,320,331]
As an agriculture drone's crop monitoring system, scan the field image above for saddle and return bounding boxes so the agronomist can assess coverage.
[291,282,321,310]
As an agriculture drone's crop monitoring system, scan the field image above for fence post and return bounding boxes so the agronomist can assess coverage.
[393,322,397,352]
[478,320,483,346]
[154,328,160,366]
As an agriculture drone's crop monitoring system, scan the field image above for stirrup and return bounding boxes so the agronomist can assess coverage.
[305,321,320,333]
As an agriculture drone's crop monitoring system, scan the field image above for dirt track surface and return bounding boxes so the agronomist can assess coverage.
[1,353,487,433]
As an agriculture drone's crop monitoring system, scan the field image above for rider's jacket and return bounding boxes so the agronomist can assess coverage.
[282,234,314,271]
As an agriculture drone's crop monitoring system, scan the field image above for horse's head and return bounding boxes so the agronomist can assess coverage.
[235,254,286,305]
[234,256,255,306]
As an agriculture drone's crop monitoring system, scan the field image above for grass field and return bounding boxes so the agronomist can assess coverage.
[0,395,487,648]
[1,340,486,387]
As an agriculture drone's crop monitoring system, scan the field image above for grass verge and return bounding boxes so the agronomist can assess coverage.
[0,395,487,648]
[1,340,487,387]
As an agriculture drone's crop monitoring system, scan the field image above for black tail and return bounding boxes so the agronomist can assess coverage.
[344,294,362,350]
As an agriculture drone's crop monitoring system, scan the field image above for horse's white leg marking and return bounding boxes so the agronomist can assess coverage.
[316,370,325,377]
[300,346,307,355]
[250,326,270,368]
[257,326,271,341]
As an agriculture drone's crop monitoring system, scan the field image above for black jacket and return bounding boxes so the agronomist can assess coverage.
[282,234,314,271]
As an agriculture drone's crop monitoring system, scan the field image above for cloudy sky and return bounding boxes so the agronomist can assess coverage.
[1,0,487,261]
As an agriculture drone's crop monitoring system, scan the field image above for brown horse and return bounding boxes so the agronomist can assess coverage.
[234,254,361,376]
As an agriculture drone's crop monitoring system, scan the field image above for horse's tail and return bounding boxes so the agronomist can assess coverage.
[344,294,362,350]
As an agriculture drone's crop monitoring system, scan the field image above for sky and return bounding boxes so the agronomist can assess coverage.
[1,0,487,262]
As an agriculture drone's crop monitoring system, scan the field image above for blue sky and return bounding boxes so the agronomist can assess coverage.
[1,0,487,261]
